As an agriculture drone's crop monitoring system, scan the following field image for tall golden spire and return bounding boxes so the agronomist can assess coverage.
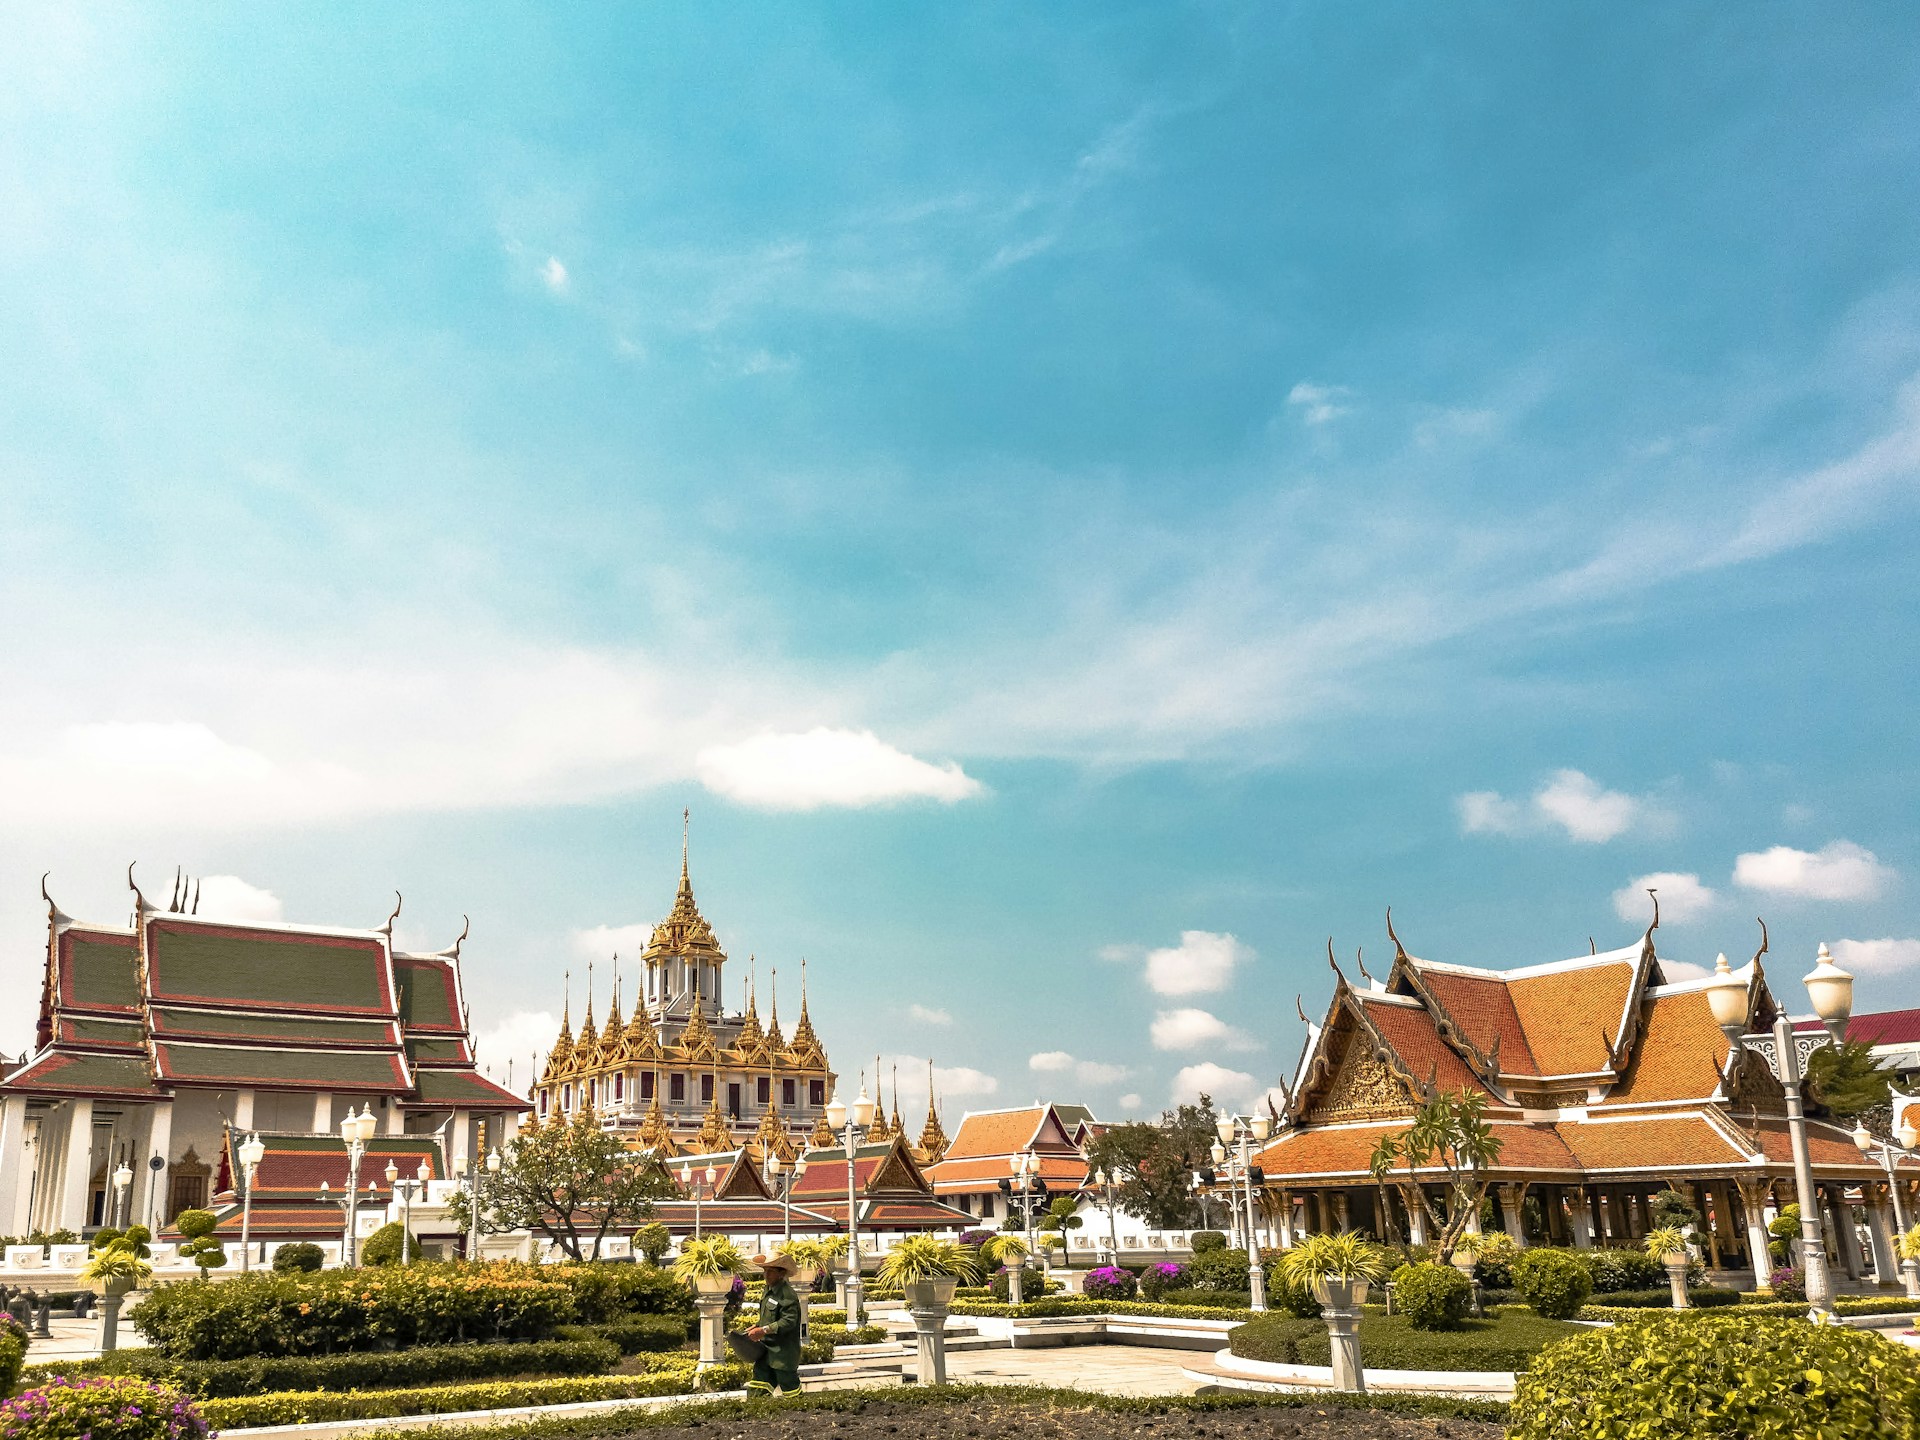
[866,1054,892,1142]
[890,1060,904,1136]
[766,968,786,1050]
[695,1095,733,1154]
[788,958,824,1066]
[917,1059,950,1163]
[809,1110,835,1149]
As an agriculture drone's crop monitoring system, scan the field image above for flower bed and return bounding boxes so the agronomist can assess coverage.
[950,1297,1255,1321]
[1230,1312,1585,1373]
[0,1374,210,1440]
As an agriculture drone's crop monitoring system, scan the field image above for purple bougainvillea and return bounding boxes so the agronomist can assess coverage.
[1081,1264,1138,1300]
[0,1375,210,1440]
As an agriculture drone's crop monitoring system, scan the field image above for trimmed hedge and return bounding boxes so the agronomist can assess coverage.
[0,1315,25,1398]
[1580,1286,1742,1309]
[22,1337,622,1398]
[951,1297,1254,1321]
[542,1263,693,1323]
[197,1362,743,1429]
[1391,1261,1471,1331]
[1577,1294,1919,1323]
[1510,1313,1920,1438]
[1512,1248,1592,1320]
[555,1317,689,1354]
[1230,1311,1586,1373]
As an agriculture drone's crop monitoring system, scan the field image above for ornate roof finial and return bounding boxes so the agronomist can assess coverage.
[1356,946,1372,983]
[128,862,149,916]
[191,878,200,915]
[379,892,403,938]
[169,866,183,913]
[41,872,69,926]
[437,915,470,961]
[1296,994,1309,1024]
[1752,917,1770,969]
[1646,887,1660,933]
[1326,937,1347,986]
[1386,906,1409,963]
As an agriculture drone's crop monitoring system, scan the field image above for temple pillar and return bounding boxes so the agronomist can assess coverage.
[58,1099,95,1233]
[1274,1189,1294,1248]
[1331,1191,1351,1230]
[0,1095,29,1237]
[1465,1191,1483,1235]
[1497,1183,1530,1246]
[384,1101,406,1136]
[1735,1180,1775,1291]
[234,1090,255,1131]
[1567,1189,1593,1249]
[1401,1187,1428,1245]
[450,1110,472,1172]
[1865,1189,1897,1285]
[1828,1189,1861,1280]
[1694,1182,1721,1269]
[312,1093,334,1134]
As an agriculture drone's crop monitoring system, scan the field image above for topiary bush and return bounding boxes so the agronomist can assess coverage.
[1583,1247,1663,1293]
[0,1375,209,1440]
[1511,1312,1920,1439]
[359,1222,423,1266]
[270,1243,324,1274]
[1189,1246,1252,1292]
[1512,1248,1593,1320]
[1188,1230,1228,1255]
[1081,1266,1137,1301]
[986,1266,1055,1301]
[634,1223,670,1265]
[0,1314,27,1399]
[1391,1261,1471,1331]
[171,1211,225,1277]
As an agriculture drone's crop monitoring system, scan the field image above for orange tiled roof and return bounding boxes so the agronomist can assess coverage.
[1505,960,1636,1077]
[1416,971,1540,1076]
[1358,997,1494,1098]
[1255,1120,1579,1179]
[1598,991,1729,1106]
[941,1108,1049,1160]
[926,1154,1086,1191]
[1744,1118,1902,1173]
[1556,1114,1750,1172]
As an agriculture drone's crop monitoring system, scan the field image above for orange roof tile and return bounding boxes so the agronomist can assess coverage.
[1416,972,1539,1076]
[1598,991,1729,1106]
[1556,1115,1749,1172]
[926,1154,1086,1191]
[1744,1119,1905,1173]
[1255,1120,1578,1179]
[1358,997,1493,1098]
[1506,960,1635,1077]
[941,1108,1052,1160]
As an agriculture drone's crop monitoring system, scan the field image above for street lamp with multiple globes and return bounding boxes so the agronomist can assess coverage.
[237,1133,265,1271]
[1854,1119,1920,1296]
[1216,1113,1272,1312]
[1705,939,1854,1316]
[1090,1166,1122,1260]
[385,1158,432,1265]
[336,1104,380,1267]
[822,1082,877,1326]
[766,1150,809,1242]
[679,1162,720,1239]
[457,1148,503,1260]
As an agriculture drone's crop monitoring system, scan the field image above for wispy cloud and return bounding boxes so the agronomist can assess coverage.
[1733,840,1893,900]
[1460,770,1658,844]
[1150,1007,1256,1052]
[1143,931,1252,996]
[908,1003,952,1026]
[540,257,569,294]
[695,728,982,811]
[1830,938,1920,975]
[1612,871,1717,924]
[1287,382,1354,426]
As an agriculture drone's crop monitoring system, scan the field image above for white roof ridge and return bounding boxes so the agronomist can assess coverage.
[1647,965,1753,999]
[1410,943,1644,982]
[1354,991,1423,1008]
[147,911,389,943]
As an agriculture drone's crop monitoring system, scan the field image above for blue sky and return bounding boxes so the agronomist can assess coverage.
[4,4,1919,1118]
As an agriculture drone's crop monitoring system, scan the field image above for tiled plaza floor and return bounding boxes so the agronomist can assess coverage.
[939,1345,1206,1397]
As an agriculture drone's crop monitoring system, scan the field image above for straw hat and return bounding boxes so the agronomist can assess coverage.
[751,1252,795,1273]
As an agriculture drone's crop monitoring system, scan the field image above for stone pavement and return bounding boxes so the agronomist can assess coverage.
[20,1314,147,1363]
[939,1345,1206,1397]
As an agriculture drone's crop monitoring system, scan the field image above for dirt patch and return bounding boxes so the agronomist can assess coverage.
[612,1397,1503,1440]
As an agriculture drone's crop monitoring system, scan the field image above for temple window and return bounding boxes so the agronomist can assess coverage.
[669,1073,685,1102]
[783,1078,797,1107]
[728,1082,741,1119]
[809,1079,825,1106]
[701,1074,714,1103]
[641,1072,655,1100]
[757,1077,770,1105]
[613,1073,624,1100]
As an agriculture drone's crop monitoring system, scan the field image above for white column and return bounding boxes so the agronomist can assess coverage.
[499,1111,520,1144]
[1498,1184,1529,1247]
[139,1103,174,1232]
[449,1110,471,1171]
[233,1089,256,1131]
[1736,1181,1774,1291]
[1401,1187,1428,1245]
[59,1098,96,1232]
[312,1093,334,1134]
[0,1095,30,1236]
[384,1099,405,1135]
[1866,1195,1897,1286]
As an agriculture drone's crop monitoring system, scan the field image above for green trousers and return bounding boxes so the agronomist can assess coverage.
[747,1358,800,1396]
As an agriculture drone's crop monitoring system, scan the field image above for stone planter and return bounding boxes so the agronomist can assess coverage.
[1309,1275,1369,1394]
[90,1275,138,1354]
[1903,1258,1920,1302]
[691,1270,736,1295]
[1662,1255,1690,1309]
[904,1275,961,1384]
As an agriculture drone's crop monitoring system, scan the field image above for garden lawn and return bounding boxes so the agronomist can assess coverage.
[1232,1311,1586,1372]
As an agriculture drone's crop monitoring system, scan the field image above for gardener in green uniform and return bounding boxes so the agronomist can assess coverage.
[745,1252,804,1396]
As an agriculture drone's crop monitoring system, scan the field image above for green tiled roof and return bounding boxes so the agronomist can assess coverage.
[395,956,460,1030]
[4,1048,154,1098]
[147,921,393,1013]
[58,1017,146,1050]
[149,1006,398,1048]
[153,1042,406,1091]
[408,1068,526,1109]
[61,932,142,1011]
[406,1037,468,1065]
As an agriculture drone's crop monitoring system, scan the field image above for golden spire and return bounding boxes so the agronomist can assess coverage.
[917,1059,950,1164]
[788,958,824,1066]
[866,1054,892,1142]
[644,809,726,964]
[735,958,765,1053]
[695,1095,733,1153]
[766,967,786,1051]
[606,955,624,1031]
[890,1060,904,1137]
[678,1002,717,1060]
[637,1096,678,1155]
[577,960,598,1051]
[623,994,660,1057]
[545,970,574,1076]
[809,1110,835,1149]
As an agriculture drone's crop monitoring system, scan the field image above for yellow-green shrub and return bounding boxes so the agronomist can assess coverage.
[1510,1313,1920,1439]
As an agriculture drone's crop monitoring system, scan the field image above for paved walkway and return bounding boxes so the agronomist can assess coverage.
[940,1345,1205,1397]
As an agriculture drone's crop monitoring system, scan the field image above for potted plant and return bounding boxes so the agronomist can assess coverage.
[1901,1225,1920,1301]
[983,1234,1032,1303]
[1448,1229,1485,1274]
[78,1234,153,1353]
[778,1237,828,1290]
[876,1235,981,1386]
[673,1234,746,1295]
[1274,1231,1389,1394]
[1643,1226,1692,1309]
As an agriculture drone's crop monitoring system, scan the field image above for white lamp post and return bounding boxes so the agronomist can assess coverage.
[1706,942,1853,1316]
[766,1151,807,1242]
[339,1104,378,1267]
[1092,1166,1121,1260]
[1854,1121,1919,1297]
[237,1133,265,1271]
[111,1161,133,1230]
[1217,1114,1270,1312]
[824,1083,876,1326]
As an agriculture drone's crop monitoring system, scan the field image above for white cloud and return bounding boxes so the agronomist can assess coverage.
[1117,1093,1142,1112]
[1612,872,1718,924]
[694,728,982,811]
[1459,769,1649,844]
[1029,1050,1075,1072]
[191,874,284,923]
[1150,1007,1254,1052]
[1144,931,1251,996]
[571,923,652,959]
[1075,1060,1129,1085]
[1287,382,1353,426]
[878,1052,1001,1101]
[933,1065,998,1097]
[908,1003,952,1026]
[475,1009,559,1072]
[1170,1062,1256,1106]
[1734,841,1894,901]
[1830,938,1920,975]
[1097,944,1140,963]
[540,257,569,293]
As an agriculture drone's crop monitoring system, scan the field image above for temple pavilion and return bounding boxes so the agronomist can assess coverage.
[530,830,837,1159]
[1251,912,1919,1289]
[0,872,524,1239]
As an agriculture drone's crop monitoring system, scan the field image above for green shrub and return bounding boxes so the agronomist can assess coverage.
[1511,1313,1920,1439]
[360,1222,423,1266]
[1189,1230,1228,1254]
[1582,1247,1663,1293]
[1581,1286,1742,1309]
[270,1243,324,1274]
[0,1374,209,1440]
[1189,1246,1252,1293]
[1265,1266,1322,1319]
[128,1262,577,1359]
[986,1266,1057,1301]
[1512,1249,1592,1320]
[1391,1261,1471,1331]
[544,1263,693,1322]
[1231,1311,1581,1372]
[23,1337,619,1398]
[634,1223,671,1265]
[1468,1232,1518,1289]
[0,1314,27,1398]
[554,1316,689,1354]
[171,1211,225,1277]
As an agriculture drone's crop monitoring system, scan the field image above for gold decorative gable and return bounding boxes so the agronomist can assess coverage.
[1303,1030,1417,1124]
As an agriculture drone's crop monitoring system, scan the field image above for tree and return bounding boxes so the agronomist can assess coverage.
[1083,1096,1222,1229]
[362,1221,424,1265]
[1368,1091,1503,1263]
[1805,1038,1893,1121]
[173,1209,227,1277]
[1037,1195,1082,1235]
[444,1108,677,1261]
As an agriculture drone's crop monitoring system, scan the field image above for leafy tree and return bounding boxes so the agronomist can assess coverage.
[1650,1187,1700,1229]
[1036,1195,1082,1235]
[444,1109,677,1261]
[1805,1038,1892,1120]
[1367,1091,1503,1263]
[173,1209,227,1277]
[1082,1096,1222,1229]
[634,1222,671,1265]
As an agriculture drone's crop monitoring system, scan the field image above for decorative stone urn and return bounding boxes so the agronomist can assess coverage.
[1309,1276,1369,1394]
[1903,1257,1920,1302]
[790,1264,821,1341]
[1006,1263,1026,1306]
[689,1273,735,1369]
[904,1275,961,1385]
[90,1274,138,1353]
[1662,1254,1690,1309]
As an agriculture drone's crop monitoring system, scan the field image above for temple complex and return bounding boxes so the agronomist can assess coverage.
[529,827,836,1158]
[0,872,524,1239]
[1250,911,1918,1288]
